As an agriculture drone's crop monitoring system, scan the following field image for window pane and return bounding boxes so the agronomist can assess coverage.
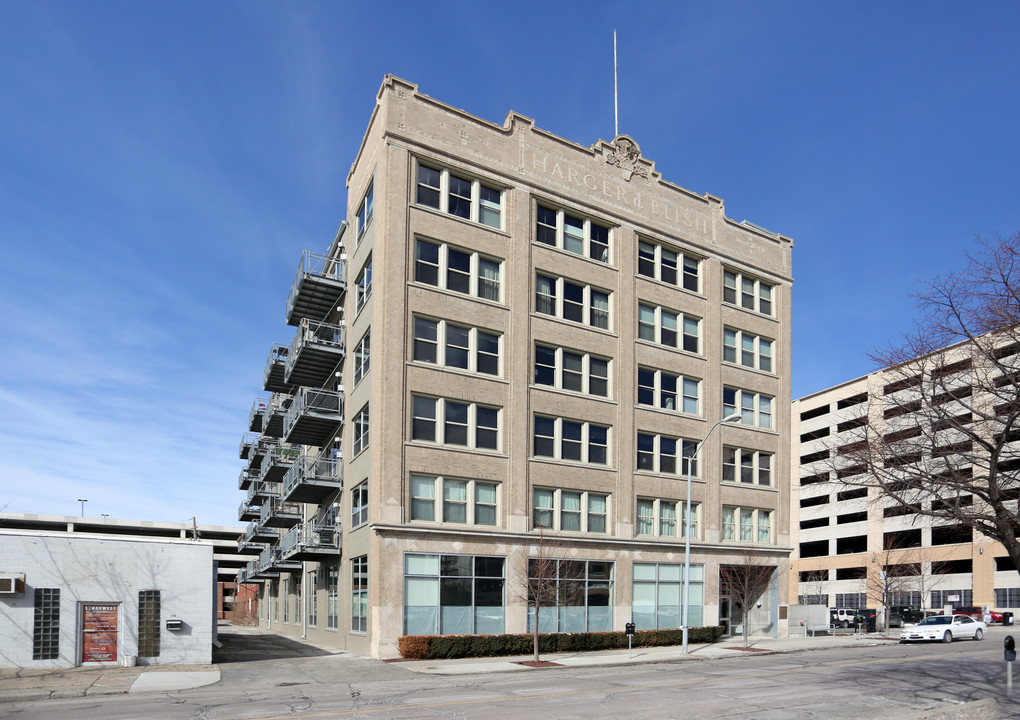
[444,402,469,445]
[447,248,471,294]
[479,185,501,228]
[445,325,470,369]
[415,240,440,286]
[534,416,555,457]
[536,275,556,315]
[413,318,438,363]
[478,258,501,301]
[563,282,584,323]
[475,406,499,450]
[562,351,583,392]
[448,175,472,219]
[563,215,584,254]
[561,420,582,460]
[536,205,557,245]
[417,166,441,208]
[412,396,436,441]
[589,357,608,397]
[476,331,500,375]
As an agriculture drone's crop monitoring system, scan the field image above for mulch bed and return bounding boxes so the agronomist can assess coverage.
[515,660,565,667]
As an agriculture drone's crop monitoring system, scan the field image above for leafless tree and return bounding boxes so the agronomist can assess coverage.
[719,549,777,648]
[797,569,829,605]
[834,233,1020,579]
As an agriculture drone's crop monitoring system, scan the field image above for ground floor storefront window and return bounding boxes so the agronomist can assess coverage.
[404,553,505,635]
[527,559,614,633]
[633,562,703,629]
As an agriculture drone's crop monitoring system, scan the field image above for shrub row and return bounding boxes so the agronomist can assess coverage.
[398,625,725,660]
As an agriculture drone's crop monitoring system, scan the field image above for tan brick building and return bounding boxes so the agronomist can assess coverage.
[237,76,794,657]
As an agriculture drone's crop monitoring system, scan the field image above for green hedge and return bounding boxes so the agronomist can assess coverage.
[398,626,725,660]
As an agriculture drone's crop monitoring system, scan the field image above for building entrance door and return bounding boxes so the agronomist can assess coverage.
[81,603,119,663]
[719,597,744,638]
[720,596,731,636]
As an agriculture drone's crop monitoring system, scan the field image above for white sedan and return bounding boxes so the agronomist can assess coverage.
[900,614,986,643]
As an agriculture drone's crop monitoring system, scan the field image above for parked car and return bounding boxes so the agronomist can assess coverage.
[830,608,856,628]
[899,614,986,643]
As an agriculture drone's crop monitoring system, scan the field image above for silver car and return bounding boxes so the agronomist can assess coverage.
[899,614,986,643]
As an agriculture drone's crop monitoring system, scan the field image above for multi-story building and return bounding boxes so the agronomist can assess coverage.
[237,76,794,657]
[790,344,1020,618]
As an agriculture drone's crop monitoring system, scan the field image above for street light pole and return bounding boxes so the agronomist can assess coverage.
[77,498,87,517]
[682,413,741,655]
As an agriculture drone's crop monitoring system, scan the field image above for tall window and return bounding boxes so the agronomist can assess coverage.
[637,367,699,414]
[723,328,774,372]
[32,588,60,660]
[535,274,611,330]
[723,387,774,429]
[534,344,609,397]
[413,317,500,376]
[638,303,699,353]
[353,330,370,386]
[638,240,699,292]
[351,556,368,633]
[138,590,161,657]
[535,204,611,263]
[356,183,373,240]
[633,563,703,629]
[532,488,608,533]
[404,554,505,635]
[723,447,773,486]
[636,499,699,539]
[282,579,289,622]
[352,404,369,455]
[355,256,372,311]
[528,559,613,633]
[636,433,698,476]
[722,506,773,543]
[723,269,774,316]
[308,570,318,627]
[415,239,502,302]
[327,565,339,629]
[411,396,500,450]
[416,163,503,230]
[410,475,498,526]
[351,480,368,527]
[533,416,609,465]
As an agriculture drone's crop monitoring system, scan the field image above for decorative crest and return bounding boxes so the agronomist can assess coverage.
[605,135,648,181]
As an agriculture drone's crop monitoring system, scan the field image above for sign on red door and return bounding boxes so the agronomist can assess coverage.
[82,604,118,663]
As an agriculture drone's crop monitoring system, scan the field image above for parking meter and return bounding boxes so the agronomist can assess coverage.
[625,622,635,636]
[1006,635,1016,662]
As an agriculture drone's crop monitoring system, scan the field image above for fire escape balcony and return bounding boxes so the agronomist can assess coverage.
[239,432,259,460]
[284,319,347,388]
[286,246,348,326]
[282,451,343,504]
[237,560,259,584]
[238,468,259,491]
[254,548,280,577]
[259,546,300,574]
[246,480,280,506]
[246,436,278,471]
[248,398,268,432]
[262,393,292,440]
[283,388,345,447]
[241,520,277,547]
[260,445,301,483]
[279,520,341,561]
[238,501,260,522]
[259,496,303,529]
[262,343,295,394]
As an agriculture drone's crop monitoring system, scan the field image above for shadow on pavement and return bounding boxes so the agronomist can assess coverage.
[214,627,337,664]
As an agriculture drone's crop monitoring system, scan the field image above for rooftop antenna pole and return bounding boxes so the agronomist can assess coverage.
[613,30,619,137]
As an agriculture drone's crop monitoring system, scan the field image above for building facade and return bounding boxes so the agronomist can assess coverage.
[790,347,1020,618]
[238,76,794,657]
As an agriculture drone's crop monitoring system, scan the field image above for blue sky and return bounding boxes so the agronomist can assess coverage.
[1,1,1018,525]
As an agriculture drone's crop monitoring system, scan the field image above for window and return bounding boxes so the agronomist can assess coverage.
[723,387,774,429]
[327,565,338,629]
[282,579,289,623]
[33,588,60,660]
[351,556,367,633]
[415,163,503,229]
[638,303,699,353]
[633,562,703,629]
[414,239,502,301]
[411,396,500,450]
[138,590,160,657]
[528,559,613,633]
[532,488,608,533]
[413,317,500,376]
[410,475,499,526]
[636,499,699,539]
[535,204,611,263]
[533,416,609,465]
[294,577,301,624]
[637,240,699,292]
[637,367,699,414]
[834,592,867,610]
[723,269,774,316]
[308,570,318,627]
[356,183,373,240]
[534,344,609,397]
[404,554,505,635]
[535,273,610,329]
[723,328,774,372]
[353,331,370,386]
[722,447,773,486]
[931,589,972,609]
[355,256,372,311]
[636,433,697,476]
[351,480,368,528]
[352,404,369,456]
[722,506,773,543]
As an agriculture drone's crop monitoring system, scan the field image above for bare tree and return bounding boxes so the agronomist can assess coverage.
[510,530,585,662]
[835,233,1020,579]
[797,569,829,605]
[719,549,777,648]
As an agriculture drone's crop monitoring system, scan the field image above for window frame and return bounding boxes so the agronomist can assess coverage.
[353,330,371,386]
[533,343,610,398]
[415,162,504,230]
[637,239,700,292]
[410,395,501,451]
[722,447,774,486]
[636,432,698,477]
[534,203,612,264]
[637,303,699,353]
[532,415,610,465]
[351,556,367,633]
[413,316,501,377]
[637,366,700,415]
[721,506,774,543]
[531,487,610,533]
[723,387,774,429]
[723,269,774,316]
[534,273,611,330]
[355,256,373,312]
[356,183,374,241]
[409,474,500,527]
[352,404,370,456]
[351,480,369,528]
[723,327,774,372]
[414,238,503,302]
[635,498,700,539]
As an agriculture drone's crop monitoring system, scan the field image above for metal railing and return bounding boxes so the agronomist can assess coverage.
[239,432,259,460]
[286,250,348,318]
[283,387,344,438]
[282,450,343,497]
[280,519,340,555]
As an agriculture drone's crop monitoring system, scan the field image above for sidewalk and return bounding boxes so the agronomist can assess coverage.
[0,629,893,702]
